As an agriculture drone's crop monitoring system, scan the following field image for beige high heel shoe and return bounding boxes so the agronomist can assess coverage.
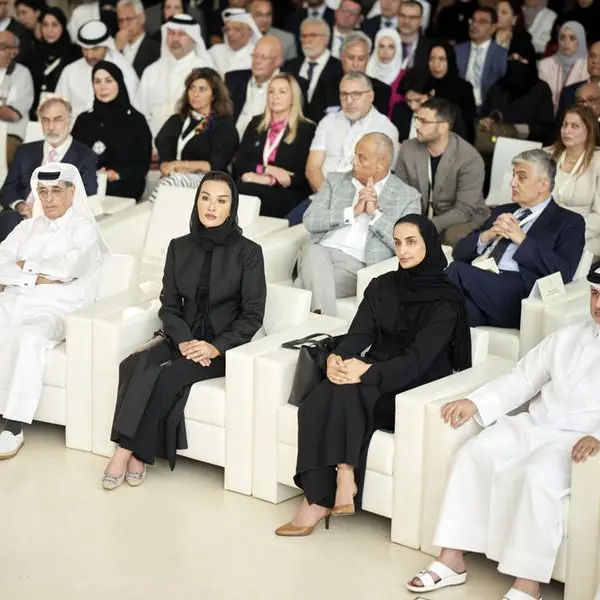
[275,510,332,536]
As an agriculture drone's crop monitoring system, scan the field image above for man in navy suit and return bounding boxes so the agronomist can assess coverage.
[455,6,507,111]
[362,0,402,42]
[0,97,97,242]
[446,149,585,329]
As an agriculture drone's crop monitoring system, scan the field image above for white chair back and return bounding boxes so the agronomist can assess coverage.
[95,253,136,301]
[0,121,8,187]
[261,284,312,335]
[24,121,44,143]
[356,257,397,302]
[574,250,594,281]
[470,327,489,365]
[238,195,261,228]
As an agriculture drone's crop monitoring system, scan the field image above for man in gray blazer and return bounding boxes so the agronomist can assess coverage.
[395,98,488,247]
[250,0,297,61]
[296,132,421,316]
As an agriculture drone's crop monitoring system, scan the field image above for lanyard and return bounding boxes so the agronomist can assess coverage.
[262,123,287,166]
[43,57,61,77]
[555,151,584,202]
[176,116,199,160]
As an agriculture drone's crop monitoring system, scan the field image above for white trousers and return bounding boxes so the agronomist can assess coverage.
[433,413,581,583]
[0,293,65,423]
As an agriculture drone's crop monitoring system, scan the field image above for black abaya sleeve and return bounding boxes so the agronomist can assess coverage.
[360,301,459,394]
[113,112,152,185]
[232,116,261,178]
[155,115,182,163]
[207,117,240,171]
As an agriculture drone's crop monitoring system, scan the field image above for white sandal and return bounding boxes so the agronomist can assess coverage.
[504,589,542,600]
[406,560,467,593]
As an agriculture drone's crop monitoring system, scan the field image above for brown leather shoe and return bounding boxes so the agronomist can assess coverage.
[275,510,332,536]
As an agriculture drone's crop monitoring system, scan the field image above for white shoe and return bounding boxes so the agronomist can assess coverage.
[0,430,24,459]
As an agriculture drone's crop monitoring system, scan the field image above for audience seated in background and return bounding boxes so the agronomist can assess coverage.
[556,0,600,47]
[26,7,81,121]
[71,61,152,202]
[493,0,535,53]
[446,149,585,328]
[0,96,97,243]
[102,172,266,489]
[55,20,139,120]
[478,37,554,147]
[395,98,487,247]
[394,0,432,72]
[558,40,600,116]
[366,27,402,88]
[539,21,589,114]
[0,0,34,63]
[329,0,363,60]
[426,41,476,143]
[249,0,296,62]
[286,0,334,56]
[547,105,600,257]
[225,35,283,139]
[114,0,161,79]
[433,0,477,45]
[154,67,239,192]
[68,0,103,41]
[209,8,261,76]
[296,132,420,317]
[523,0,557,56]
[148,0,207,46]
[283,17,343,123]
[234,73,315,219]
[0,31,34,165]
[455,6,508,112]
[306,72,399,195]
[278,214,471,536]
[408,269,600,599]
[0,163,107,460]
[575,82,600,139]
[14,0,42,42]
[206,0,248,45]
[137,14,214,137]
[361,0,401,44]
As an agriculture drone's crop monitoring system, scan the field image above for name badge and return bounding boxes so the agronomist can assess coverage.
[528,272,565,302]
[471,256,500,274]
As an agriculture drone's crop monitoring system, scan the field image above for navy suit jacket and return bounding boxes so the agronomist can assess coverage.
[225,69,253,123]
[455,41,507,106]
[0,139,98,209]
[453,200,585,292]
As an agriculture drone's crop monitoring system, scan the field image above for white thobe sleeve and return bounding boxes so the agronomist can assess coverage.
[469,333,556,427]
[22,221,102,281]
[7,66,34,120]
[55,69,70,104]
[0,223,37,287]
[136,70,152,127]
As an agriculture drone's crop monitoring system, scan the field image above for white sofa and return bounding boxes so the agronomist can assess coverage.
[88,284,347,495]
[251,325,499,546]
[35,253,136,451]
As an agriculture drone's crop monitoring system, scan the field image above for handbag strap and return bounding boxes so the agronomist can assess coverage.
[281,333,334,350]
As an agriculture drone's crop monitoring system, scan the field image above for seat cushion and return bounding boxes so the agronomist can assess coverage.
[184,378,226,427]
[43,343,66,388]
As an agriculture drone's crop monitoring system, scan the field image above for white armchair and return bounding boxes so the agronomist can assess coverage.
[87,284,339,496]
[35,253,136,451]
[251,325,500,545]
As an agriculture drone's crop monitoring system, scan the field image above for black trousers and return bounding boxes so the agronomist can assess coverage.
[111,340,225,467]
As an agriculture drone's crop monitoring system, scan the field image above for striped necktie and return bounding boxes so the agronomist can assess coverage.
[489,209,532,265]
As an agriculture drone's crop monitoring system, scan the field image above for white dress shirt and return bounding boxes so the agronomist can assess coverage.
[235,73,277,139]
[330,26,346,59]
[122,32,146,65]
[311,106,400,177]
[465,39,491,106]
[299,49,331,102]
[320,173,389,262]
[1,63,34,140]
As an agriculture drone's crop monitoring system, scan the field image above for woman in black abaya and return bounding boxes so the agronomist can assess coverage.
[102,172,266,490]
[276,215,472,536]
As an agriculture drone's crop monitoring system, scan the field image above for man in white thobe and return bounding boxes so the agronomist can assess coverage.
[55,20,139,120]
[209,8,262,76]
[407,267,600,600]
[136,13,214,137]
[0,163,106,459]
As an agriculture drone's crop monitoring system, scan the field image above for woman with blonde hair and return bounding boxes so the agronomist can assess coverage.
[233,72,316,218]
[546,104,600,256]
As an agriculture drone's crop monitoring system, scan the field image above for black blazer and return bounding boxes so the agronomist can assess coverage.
[159,234,267,355]
[8,18,34,64]
[132,34,161,79]
[287,6,335,55]
[284,55,343,123]
[233,116,316,189]
[453,200,586,292]
[0,139,98,208]
[225,69,253,123]
[391,101,468,143]
[361,16,387,44]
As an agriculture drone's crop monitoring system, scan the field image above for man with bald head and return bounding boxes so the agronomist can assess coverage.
[558,41,600,114]
[296,132,421,317]
[249,0,296,61]
[576,81,600,138]
[225,34,283,138]
[0,31,34,166]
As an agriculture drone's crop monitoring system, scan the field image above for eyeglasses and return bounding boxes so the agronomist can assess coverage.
[300,33,326,40]
[251,53,275,61]
[414,116,443,125]
[576,95,600,104]
[0,43,16,50]
[340,90,370,101]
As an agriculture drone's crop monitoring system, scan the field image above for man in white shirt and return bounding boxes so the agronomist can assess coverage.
[330,0,362,59]
[209,8,262,76]
[249,0,296,61]
[0,162,106,459]
[114,0,160,78]
[408,265,600,600]
[137,14,214,137]
[0,31,34,165]
[0,95,98,242]
[55,20,139,120]
[306,72,399,192]
[296,131,420,316]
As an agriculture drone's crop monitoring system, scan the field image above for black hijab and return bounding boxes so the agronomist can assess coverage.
[91,60,133,120]
[99,0,119,37]
[38,7,72,59]
[189,171,243,249]
[427,40,463,103]
[498,36,540,98]
[393,214,472,372]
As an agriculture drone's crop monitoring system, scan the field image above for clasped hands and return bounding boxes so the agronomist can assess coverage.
[16,260,62,285]
[354,177,378,217]
[178,340,220,367]
[480,212,526,246]
[241,166,293,187]
[326,353,371,385]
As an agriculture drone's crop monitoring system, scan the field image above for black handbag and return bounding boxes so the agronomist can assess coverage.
[282,333,342,407]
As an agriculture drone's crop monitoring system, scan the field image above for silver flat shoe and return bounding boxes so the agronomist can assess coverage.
[102,472,125,490]
[125,465,146,487]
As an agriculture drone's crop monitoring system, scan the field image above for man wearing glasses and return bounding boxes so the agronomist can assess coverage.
[330,0,363,59]
[249,0,296,61]
[286,0,335,56]
[559,41,600,115]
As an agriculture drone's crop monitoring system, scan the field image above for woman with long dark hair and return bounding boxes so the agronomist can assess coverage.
[275,215,471,536]
[102,172,266,488]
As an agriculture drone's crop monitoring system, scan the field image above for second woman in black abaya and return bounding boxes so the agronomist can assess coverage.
[276,215,471,536]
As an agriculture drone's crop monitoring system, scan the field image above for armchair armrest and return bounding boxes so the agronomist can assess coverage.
[259,224,309,284]
[543,297,591,338]
[244,216,288,243]
[391,356,515,549]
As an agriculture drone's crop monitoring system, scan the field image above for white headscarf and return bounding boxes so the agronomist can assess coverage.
[160,13,214,65]
[366,28,403,86]
[76,20,116,52]
[222,7,262,46]
[31,162,110,258]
